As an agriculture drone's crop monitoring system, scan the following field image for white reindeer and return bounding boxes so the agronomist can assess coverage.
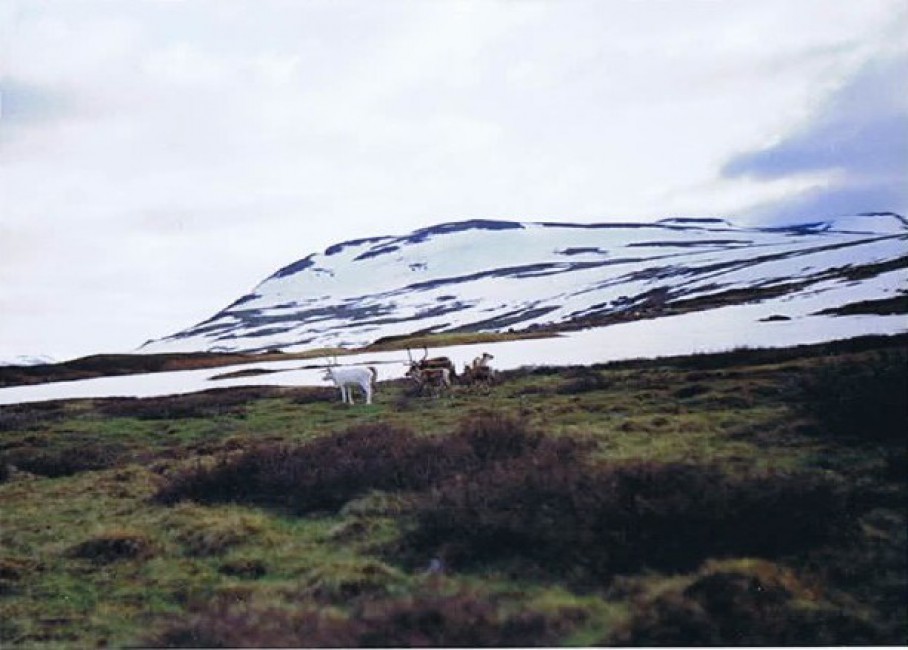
[323,365,378,405]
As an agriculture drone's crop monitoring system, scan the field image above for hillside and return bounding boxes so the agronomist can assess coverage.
[1,337,905,646]
[140,214,908,354]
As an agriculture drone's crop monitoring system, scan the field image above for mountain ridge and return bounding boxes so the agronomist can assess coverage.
[141,214,908,354]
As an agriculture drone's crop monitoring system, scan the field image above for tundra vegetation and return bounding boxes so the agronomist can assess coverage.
[0,334,905,647]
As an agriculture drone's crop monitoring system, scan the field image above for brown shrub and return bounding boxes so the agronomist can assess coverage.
[403,459,849,582]
[608,559,883,646]
[301,560,401,602]
[154,423,448,512]
[287,386,336,405]
[154,409,851,584]
[1,440,127,478]
[557,367,610,394]
[793,348,908,444]
[218,558,267,579]
[0,556,37,595]
[450,411,586,466]
[67,530,154,564]
[154,414,573,515]
[150,603,358,648]
[155,414,848,583]
[173,510,272,556]
[353,590,565,647]
[147,587,570,648]
[0,401,68,432]
[674,383,710,399]
[98,386,281,420]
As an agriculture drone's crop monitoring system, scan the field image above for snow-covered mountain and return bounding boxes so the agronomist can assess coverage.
[0,354,56,368]
[141,213,908,354]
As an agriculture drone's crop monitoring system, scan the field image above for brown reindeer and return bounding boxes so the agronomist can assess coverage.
[405,347,456,396]
[461,352,496,389]
[405,364,451,396]
[407,347,457,380]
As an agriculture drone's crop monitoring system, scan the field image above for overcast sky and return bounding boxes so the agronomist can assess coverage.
[1,0,906,361]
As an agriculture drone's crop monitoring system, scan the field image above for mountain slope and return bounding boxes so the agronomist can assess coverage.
[0,354,56,368]
[141,214,908,354]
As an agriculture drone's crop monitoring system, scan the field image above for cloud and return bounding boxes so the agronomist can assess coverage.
[1,0,906,359]
[0,78,73,126]
[723,51,908,223]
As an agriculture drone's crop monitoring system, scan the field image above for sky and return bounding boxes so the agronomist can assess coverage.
[1,0,906,361]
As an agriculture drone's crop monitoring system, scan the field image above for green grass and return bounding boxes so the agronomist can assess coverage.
[1,336,905,646]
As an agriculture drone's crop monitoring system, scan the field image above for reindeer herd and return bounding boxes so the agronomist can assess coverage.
[322,347,497,405]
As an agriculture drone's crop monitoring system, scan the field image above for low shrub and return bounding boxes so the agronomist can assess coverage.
[218,558,267,579]
[156,414,848,583]
[157,412,847,583]
[0,556,36,595]
[154,423,448,512]
[607,559,883,646]
[149,603,357,648]
[98,386,281,420]
[301,559,402,602]
[403,459,848,582]
[0,401,68,432]
[67,530,155,564]
[557,367,610,394]
[449,411,586,466]
[674,383,710,399]
[287,386,336,405]
[172,510,273,557]
[352,589,565,647]
[793,349,908,443]
[1,440,126,478]
[154,414,574,515]
[147,587,570,648]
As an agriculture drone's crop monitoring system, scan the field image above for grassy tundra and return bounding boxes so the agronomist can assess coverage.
[1,335,905,647]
